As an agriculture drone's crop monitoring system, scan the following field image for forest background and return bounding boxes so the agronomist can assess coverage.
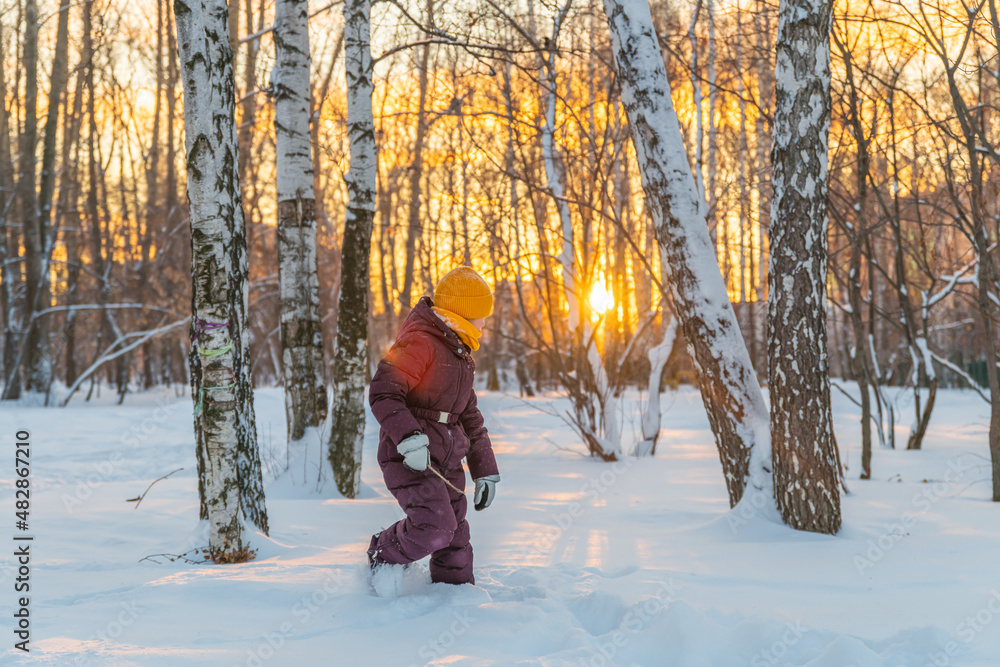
[1,0,997,473]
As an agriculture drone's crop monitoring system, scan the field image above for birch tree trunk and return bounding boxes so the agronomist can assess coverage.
[602,0,772,508]
[273,0,328,443]
[769,0,841,533]
[174,0,268,558]
[327,0,375,498]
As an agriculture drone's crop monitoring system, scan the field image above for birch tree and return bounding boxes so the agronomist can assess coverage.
[602,0,772,507]
[273,0,328,443]
[327,0,375,498]
[174,0,268,559]
[769,0,841,533]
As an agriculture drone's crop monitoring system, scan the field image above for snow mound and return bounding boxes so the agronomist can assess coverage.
[567,590,628,635]
[367,562,430,598]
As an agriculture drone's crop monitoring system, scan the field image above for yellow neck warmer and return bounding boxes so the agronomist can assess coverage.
[432,306,482,351]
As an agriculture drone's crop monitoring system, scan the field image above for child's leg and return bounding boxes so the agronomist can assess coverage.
[370,461,457,566]
[429,466,474,585]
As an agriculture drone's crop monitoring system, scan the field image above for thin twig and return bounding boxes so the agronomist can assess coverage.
[548,440,589,457]
[831,380,863,408]
[62,317,191,406]
[126,468,184,509]
[138,548,208,565]
[238,0,345,45]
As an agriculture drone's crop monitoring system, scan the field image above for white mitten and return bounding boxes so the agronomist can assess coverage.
[397,432,430,472]
[473,474,500,511]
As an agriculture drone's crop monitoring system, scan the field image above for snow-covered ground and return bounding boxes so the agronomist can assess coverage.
[0,382,997,666]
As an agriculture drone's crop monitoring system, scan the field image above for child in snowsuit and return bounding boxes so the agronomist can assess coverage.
[366,266,501,585]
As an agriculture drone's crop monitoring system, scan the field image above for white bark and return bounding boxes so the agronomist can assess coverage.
[273,0,315,201]
[327,0,375,497]
[273,0,328,443]
[602,0,773,509]
[636,316,677,457]
[175,0,268,557]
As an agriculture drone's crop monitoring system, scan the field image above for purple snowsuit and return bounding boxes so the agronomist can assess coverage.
[367,297,499,585]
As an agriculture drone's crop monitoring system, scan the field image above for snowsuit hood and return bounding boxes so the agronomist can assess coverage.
[369,296,499,478]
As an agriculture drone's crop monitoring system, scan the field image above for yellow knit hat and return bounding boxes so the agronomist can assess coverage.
[433,267,494,319]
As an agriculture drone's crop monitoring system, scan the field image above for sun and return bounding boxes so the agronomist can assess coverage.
[589,281,614,314]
